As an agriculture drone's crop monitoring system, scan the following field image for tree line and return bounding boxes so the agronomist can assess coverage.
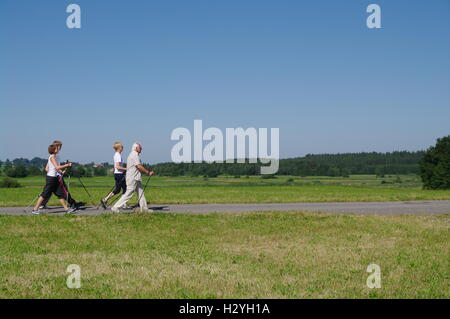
[2,140,449,190]
[0,158,109,178]
[143,151,425,178]
[0,151,425,178]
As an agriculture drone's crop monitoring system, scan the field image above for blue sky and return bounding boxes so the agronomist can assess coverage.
[1,0,449,164]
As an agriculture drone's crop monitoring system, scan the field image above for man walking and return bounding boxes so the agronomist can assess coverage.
[112,142,154,213]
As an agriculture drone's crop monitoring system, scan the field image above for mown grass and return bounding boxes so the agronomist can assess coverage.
[0,211,448,298]
[1,175,449,207]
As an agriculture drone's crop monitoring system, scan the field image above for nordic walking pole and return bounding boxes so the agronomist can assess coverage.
[108,193,121,207]
[63,161,70,203]
[135,171,154,211]
[23,193,40,213]
[76,174,97,207]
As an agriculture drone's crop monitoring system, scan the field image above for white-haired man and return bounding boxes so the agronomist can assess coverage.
[112,142,154,213]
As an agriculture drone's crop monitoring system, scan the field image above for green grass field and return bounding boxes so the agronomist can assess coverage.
[1,175,448,298]
[0,211,448,298]
[1,175,449,207]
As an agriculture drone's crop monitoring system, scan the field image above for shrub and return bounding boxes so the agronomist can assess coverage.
[94,166,107,176]
[74,166,86,177]
[341,169,350,178]
[84,167,93,177]
[261,174,277,179]
[5,166,29,178]
[0,177,21,188]
[4,168,15,177]
[27,166,43,176]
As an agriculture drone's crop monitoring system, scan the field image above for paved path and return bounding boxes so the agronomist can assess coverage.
[1,201,449,215]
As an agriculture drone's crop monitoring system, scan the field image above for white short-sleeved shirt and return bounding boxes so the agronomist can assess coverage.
[113,152,124,174]
[126,150,142,183]
[47,155,58,177]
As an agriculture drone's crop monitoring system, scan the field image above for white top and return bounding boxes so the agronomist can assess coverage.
[47,155,58,177]
[126,150,142,184]
[113,152,124,174]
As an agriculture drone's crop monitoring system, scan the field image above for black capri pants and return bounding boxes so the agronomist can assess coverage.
[41,176,67,200]
[112,173,127,195]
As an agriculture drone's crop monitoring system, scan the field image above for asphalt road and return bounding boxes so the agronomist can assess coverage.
[1,200,449,215]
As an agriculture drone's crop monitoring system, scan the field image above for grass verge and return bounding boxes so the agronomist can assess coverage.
[0,211,448,298]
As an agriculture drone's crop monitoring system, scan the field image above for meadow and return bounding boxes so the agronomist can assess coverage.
[0,175,449,299]
[1,174,450,207]
[0,211,448,298]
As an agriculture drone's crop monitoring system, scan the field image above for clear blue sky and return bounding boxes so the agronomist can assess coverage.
[1,0,449,164]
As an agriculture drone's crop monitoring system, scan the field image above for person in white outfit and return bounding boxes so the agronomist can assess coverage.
[111,142,154,213]
[100,142,127,208]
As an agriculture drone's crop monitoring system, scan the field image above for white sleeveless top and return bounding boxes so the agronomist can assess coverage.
[47,155,58,177]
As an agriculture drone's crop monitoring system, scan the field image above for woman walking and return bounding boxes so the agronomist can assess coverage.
[31,144,76,215]
[100,142,127,208]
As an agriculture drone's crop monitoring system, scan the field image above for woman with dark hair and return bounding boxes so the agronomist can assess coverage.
[31,144,76,215]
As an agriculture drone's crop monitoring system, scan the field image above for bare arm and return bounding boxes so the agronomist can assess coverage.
[136,164,154,176]
[115,162,127,171]
[50,156,71,173]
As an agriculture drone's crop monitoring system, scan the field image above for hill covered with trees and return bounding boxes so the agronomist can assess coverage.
[145,151,424,177]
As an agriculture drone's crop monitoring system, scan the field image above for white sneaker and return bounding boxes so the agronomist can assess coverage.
[111,208,120,213]
[66,207,77,214]
[31,209,41,215]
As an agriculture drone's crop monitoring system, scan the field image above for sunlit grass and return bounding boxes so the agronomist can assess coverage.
[1,175,449,207]
[0,211,448,298]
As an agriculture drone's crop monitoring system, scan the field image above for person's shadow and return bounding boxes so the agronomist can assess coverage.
[129,204,170,212]
[44,206,91,214]
[43,205,170,213]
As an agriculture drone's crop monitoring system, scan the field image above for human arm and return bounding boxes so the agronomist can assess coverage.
[115,162,127,171]
[136,164,154,176]
[50,156,71,173]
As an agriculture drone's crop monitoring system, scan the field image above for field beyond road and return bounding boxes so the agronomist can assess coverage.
[0,211,448,298]
[1,175,450,207]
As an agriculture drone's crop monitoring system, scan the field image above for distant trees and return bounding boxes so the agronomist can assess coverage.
[0,150,429,178]
[26,166,44,176]
[93,166,107,176]
[1,165,43,177]
[145,151,424,177]
[420,136,450,190]
[5,165,29,178]
[72,166,89,177]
